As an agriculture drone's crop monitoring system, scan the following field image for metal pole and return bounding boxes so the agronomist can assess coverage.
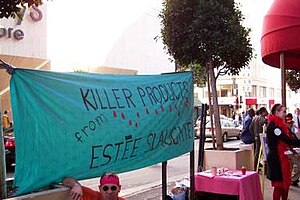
[198,105,204,170]
[162,161,167,200]
[0,60,14,199]
[280,52,286,107]
[190,148,195,200]
[198,104,207,171]
[0,107,8,198]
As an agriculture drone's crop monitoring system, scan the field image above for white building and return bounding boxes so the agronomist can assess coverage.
[0,5,50,112]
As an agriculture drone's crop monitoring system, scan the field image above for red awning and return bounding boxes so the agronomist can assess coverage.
[269,99,275,105]
[261,0,300,69]
[245,98,257,105]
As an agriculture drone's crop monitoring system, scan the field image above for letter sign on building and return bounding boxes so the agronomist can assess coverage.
[0,5,42,41]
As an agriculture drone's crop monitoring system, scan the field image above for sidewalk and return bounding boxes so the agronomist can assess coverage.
[262,173,300,200]
[125,173,300,200]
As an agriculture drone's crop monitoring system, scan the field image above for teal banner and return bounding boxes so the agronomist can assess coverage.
[10,69,194,195]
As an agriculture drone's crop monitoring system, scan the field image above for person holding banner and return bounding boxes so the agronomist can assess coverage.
[62,172,125,200]
[266,104,300,200]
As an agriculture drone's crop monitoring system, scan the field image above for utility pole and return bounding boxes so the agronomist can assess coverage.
[0,107,8,199]
[0,60,15,199]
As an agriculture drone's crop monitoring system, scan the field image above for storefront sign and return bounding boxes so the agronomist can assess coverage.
[0,5,43,41]
[0,27,24,40]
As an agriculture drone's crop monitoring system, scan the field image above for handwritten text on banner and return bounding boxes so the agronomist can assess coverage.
[10,69,194,195]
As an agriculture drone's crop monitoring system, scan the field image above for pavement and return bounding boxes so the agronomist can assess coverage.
[260,172,300,200]
[122,172,300,200]
[77,139,300,200]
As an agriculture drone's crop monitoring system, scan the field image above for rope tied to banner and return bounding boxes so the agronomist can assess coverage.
[0,60,15,75]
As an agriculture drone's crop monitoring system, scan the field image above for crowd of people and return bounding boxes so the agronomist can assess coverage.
[240,104,300,200]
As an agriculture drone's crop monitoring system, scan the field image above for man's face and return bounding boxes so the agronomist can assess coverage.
[99,183,121,200]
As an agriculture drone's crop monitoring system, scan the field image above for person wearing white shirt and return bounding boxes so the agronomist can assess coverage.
[293,108,300,135]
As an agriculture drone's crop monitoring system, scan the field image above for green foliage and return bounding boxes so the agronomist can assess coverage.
[73,69,87,73]
[286,69,300,92]
[0,0,43,18]
[159,0,253,149]
[177,63,207,87]
[159,0,253,75]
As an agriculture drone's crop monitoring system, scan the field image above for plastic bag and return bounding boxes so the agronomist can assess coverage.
[169,182,187,200]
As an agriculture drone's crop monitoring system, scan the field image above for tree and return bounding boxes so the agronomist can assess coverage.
[286,69,300,92]
[0,0,43,18]
[159,0,253,149]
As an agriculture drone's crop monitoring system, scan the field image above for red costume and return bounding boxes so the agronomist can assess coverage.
[266,115,300,189]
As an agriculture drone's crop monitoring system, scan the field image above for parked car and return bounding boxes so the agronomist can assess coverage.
[195,115,241,141]
[3,130,15,170]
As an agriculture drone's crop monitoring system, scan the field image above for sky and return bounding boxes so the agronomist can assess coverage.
[47,0,273,72]
[236,0,273,56]
[47,0,161,71]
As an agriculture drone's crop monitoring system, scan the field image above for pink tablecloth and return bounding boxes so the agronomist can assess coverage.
[195,171,263,200]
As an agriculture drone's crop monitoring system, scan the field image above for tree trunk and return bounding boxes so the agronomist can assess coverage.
[207,71,216,149]
[208,58,223,150]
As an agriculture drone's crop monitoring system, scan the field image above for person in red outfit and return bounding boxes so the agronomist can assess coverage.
[266,104,300,200]
[62,172,125,200]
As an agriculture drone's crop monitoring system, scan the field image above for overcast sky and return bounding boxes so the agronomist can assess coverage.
[47,0,273,72]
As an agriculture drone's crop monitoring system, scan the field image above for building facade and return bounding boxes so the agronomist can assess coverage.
[0,5,50,113]
[194,57,297,118]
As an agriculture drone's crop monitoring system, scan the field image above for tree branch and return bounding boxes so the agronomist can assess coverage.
[216,66,228,79]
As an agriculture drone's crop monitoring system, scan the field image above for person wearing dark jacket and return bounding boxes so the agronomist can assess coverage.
[266,104,300,200]
[241,108,255,144]
[249,107,268,170]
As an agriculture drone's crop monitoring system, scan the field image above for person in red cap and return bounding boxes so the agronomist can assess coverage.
[62,172,125,200]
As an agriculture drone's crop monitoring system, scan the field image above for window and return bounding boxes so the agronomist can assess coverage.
[269,88,274,98]
[262,87,266,98]
[221,89,228,97]
[220,84,232,97]
[259,86,267,98]
[251,85,257,97]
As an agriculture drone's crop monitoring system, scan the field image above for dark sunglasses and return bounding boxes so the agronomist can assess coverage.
[102,185,117,191]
